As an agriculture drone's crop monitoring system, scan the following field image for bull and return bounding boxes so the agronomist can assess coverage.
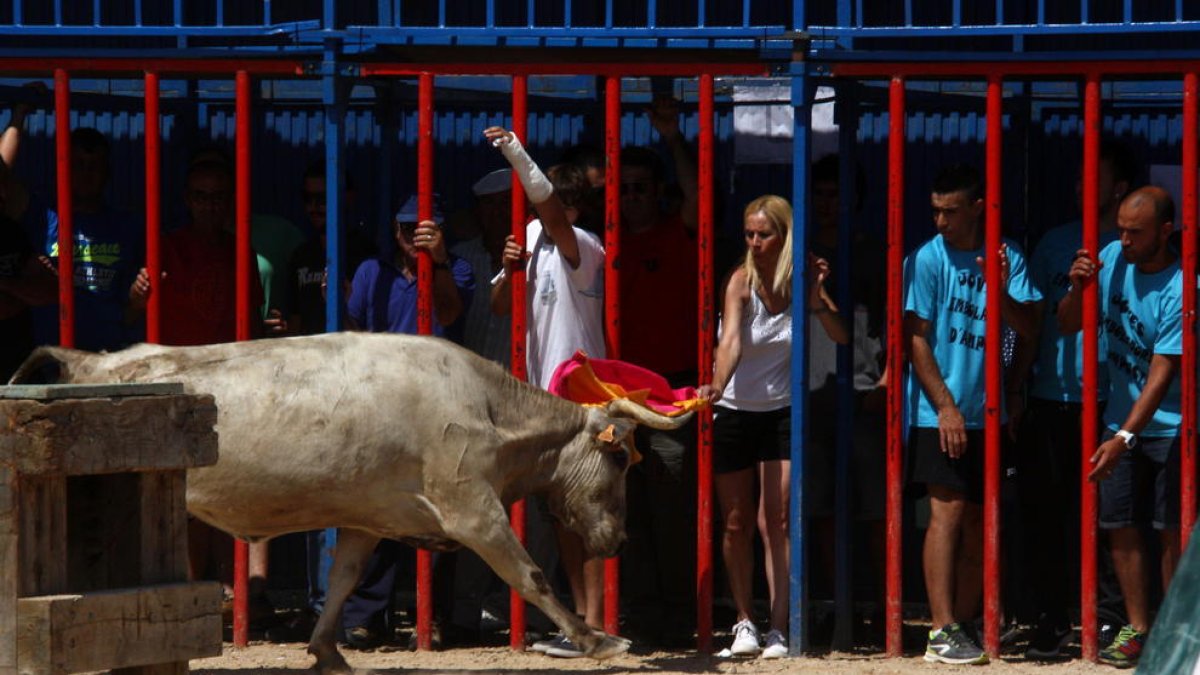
[12,332,693,673]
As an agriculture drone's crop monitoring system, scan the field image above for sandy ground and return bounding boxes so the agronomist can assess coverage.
[191,641,1113,674]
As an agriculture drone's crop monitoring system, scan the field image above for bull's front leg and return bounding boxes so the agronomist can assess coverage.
[447,499,630,659]
[307,528,381,674]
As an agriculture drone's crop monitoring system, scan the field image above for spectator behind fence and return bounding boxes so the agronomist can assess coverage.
[449,168,512,366]
[26,127,145,351]
[903,164,1042,666]
[1057,186,1185,669]
[1015,140,1138,660]
[699,195,816,659]
[487,126,606,657]
[340,196,474,649]
[0,154,55,379]
[616,95,700,647]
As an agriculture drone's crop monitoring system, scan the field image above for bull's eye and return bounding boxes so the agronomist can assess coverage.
[608,449,629,471]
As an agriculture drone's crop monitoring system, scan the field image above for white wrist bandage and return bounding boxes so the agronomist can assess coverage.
[499,133,553,204]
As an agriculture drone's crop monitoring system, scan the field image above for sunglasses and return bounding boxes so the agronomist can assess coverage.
[620,181,652,196]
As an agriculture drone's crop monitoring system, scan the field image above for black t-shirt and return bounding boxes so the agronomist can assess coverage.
[286,230,375,335]
[0,214,35,380]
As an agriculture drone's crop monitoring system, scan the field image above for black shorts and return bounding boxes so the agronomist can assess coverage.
[1098,431,1181,530]
[712,405,791,474]
[906,426,997,504]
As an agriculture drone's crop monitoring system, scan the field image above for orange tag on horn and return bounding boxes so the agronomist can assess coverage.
[597,424,616,443]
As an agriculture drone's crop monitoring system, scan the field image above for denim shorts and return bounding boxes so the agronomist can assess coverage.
[1098,431,1180,530]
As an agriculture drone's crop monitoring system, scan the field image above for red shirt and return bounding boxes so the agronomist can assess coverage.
[160,226,263,346]
[617,213,698,376]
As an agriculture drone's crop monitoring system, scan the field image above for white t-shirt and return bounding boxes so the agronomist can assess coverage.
[524,219,606,389]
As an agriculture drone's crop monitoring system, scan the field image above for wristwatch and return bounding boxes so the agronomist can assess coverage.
[1115,429,1138,449]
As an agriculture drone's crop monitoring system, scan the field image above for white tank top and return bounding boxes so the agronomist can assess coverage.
[719,285,792,411]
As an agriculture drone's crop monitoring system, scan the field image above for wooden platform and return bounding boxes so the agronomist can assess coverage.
[0,384,222,675]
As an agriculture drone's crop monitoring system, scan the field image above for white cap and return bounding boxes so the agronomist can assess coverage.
[472,168,513,196]
[394,194,444,224]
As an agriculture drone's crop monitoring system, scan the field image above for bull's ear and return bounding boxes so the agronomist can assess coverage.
[595,418,636,449]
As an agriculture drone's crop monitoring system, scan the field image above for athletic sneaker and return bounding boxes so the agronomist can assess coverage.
[729,619,762,656]
[1025,619,1072,660]
[924,623,990,665]
[531,633,582,657]
[761,629,788,659]
[1098,625,1144,668]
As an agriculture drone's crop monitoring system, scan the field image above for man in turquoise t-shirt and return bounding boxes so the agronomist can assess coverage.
[1017,140,1137,660]
[1059,185,1184,668]
[904,164,1042,665]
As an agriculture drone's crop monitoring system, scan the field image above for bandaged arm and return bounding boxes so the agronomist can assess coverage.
[497,131,580,268]
[498,133,554,204]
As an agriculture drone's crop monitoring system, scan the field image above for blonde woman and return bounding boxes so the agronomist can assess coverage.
[699,195,841,658]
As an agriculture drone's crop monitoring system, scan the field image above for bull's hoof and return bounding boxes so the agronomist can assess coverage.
[583,632,631,660]
[307,643,352,675]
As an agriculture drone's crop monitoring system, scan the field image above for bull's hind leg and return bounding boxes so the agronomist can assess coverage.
[446,498,631,660]
[307,528,380,674]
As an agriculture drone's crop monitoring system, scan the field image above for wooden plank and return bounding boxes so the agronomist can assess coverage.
[138,471,188,585]
[0,466,16,673]
[67,474,141,593]
[17,476,67,596]
[0,383,184,400]
[0,395,217,476]
[16,582,222,673]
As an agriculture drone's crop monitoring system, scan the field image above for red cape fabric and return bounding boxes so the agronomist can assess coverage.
[546,350,704,416]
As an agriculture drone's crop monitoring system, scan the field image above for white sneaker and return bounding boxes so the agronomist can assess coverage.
[730,619,762,656]
[761,629,788,659]
[545,634,584,658]
[530,634,563,653]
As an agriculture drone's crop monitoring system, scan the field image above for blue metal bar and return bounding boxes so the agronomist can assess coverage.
[1081,0,1088,25]
[135,0,142,26]
[649,0,656,28]
[527,0,535,28]
[173,0,182,27]
[904,0,912,27]
[806,21,1200,36]
[439,0,445,27]
[216,0,225,27]
[54,0,61,27]
[324,0,334,29]
[264,0,271,26]
[837,0,853,50]
[605,0,612,28]
[742,0,749,28]
[699,0,706,28]
[952,0,961,27]
[93,0,101,27]
[856,0,862,28]
[1178,0,1184,22]
[322,39,344,334]
[1124,0,1132,24]
[1038,0,1045,25]
[788,61,811,658]
[0,23,316,37]
[996,0,1003,25]
[564,0,571,28]
[486,0,494,28]
[13,0,20,26]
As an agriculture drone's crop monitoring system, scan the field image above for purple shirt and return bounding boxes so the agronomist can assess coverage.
[347,255,473,336]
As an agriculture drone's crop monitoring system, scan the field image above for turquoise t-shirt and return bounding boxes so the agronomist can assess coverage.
[904,234,1042,429]
[1028,220,1120,402]
[1097,240,1184,437]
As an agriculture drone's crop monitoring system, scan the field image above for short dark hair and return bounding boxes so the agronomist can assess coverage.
[303,159,355,192]
[1100,139,1139,188]
[932,163,983,202]
[619,146,666,184]
[561,144,604,172]
[547,163,588,210]
[70,127,109,158]
[811,153,867,208]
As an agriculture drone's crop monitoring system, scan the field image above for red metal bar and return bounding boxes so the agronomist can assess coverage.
[1181,72,1198,549]
[416,71,435,652]
[361,63,767,77]
[1080,73,1102,664]
[144,72,161,344]
[833,60,1200,78]
[982,74,1003,658]
[508,73,529,652]
[232,69,252,649]
[696,72,715,655]
[602,74,621,637]
[53,69,73,348]
[0,57,303,75]
[885,75,905,658]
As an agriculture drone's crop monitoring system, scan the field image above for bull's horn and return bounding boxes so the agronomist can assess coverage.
[604,398,694,430]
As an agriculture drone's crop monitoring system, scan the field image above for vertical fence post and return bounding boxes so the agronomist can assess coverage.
[1080,71,1102,664]
[885,74,906,658]
[415,71,436,652]
[695,71,715,655]
[1181,72,1198,551]
[509,72,530,652]
[53,68,74,348]
[602,74,622,637]
[144,71,161,345]
[983,73,1004,658]
[232,68,252,649]
[788,63,812,656]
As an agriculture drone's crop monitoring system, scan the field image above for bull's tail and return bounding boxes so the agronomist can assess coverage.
[9,345,81,384]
